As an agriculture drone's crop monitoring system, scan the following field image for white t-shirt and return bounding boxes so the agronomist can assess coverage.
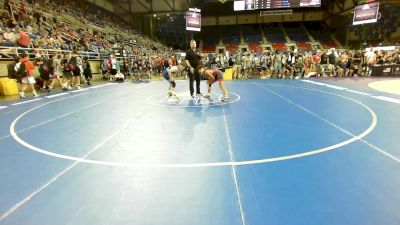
[115,72,124,78]
[110,58,117,69]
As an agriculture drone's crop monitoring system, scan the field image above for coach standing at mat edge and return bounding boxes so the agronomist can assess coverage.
[185,39,203,97]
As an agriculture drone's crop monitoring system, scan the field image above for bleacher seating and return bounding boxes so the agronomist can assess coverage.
[262,24,286,44]
[306,22,333,42]
[296,42,312,50]
[222,25,241,45]
[0,0,167,58]
[203,45,216,52]
[202,26,220,52]
[321,41,338,49]
[226,44,239,52]
[309,30,332,42]
[198,22,356,53]
[242,24,263,44]
[203,37,219,46]
[390,37,400,45]
[156,15,187,50]
[284,23,310,42]
[305,22,339,49]
[272,43,287,51]
[248,43,263,52]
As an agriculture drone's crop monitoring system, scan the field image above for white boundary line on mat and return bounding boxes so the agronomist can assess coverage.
[10,84,379,168]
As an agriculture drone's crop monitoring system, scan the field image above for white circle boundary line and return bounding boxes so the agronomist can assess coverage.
[10,84,377,168]
[146,93,241,108]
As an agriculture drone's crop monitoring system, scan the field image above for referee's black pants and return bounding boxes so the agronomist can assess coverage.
[189,69,201,96]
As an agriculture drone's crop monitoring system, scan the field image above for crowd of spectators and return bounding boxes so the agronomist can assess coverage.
[0,0,172,59]
[1,0,399,89]
[203,48,400,79]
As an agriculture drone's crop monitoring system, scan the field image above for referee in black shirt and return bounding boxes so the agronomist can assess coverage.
[185,40,202,97]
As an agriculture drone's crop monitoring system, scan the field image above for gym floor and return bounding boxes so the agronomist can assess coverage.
[0,78,399,225]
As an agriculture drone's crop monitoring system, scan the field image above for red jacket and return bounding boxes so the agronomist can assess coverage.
[18,31,31,47]
[20,57,35,77]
